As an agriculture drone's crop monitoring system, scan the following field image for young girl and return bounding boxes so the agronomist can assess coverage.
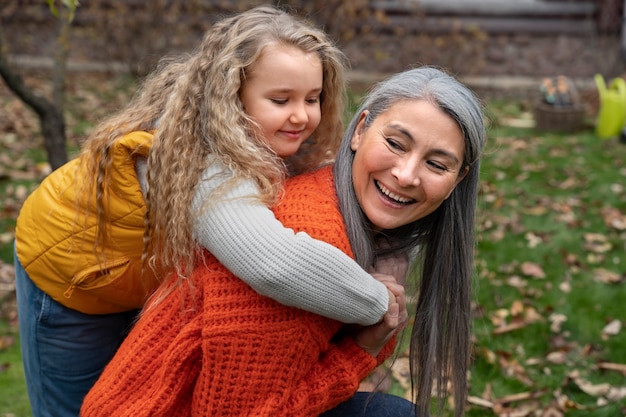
[13,6,395,417]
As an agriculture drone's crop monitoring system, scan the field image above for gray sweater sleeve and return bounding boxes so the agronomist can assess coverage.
[190,161,389,326]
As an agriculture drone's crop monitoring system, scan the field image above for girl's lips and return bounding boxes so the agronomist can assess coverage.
[279,130,304,140]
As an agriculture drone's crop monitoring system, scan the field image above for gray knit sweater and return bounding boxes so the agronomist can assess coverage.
[136,156,388,325]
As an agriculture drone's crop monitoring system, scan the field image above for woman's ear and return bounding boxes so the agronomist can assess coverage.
[445,165,470,199]
[457,165,470,183]
[350,110,369,151]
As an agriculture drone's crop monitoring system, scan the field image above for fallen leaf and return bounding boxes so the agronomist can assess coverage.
[467,395,493,408]
[520,262,546,279]
[597,362,626,375]
[601,319,622,339]
[0,336,15,350]
[583,233,613,253]
[593,268,623,284]
[510,300,524,316]
[524,233,543,248]
[546,351,567,364]
[493,319,527,335]
[600,206,626,231]
[606,386,626,401]
[573,377,611,397]
[549,313,567,333]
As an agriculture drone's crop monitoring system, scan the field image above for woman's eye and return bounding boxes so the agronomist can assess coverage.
[428,161,448,171]
[385,138,404,151]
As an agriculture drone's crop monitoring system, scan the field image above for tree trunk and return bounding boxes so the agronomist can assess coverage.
[0,18,68,171]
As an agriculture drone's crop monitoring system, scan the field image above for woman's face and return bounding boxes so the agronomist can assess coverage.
[350,99,468,231]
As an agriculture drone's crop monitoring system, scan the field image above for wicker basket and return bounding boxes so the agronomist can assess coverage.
[533,101,586,133]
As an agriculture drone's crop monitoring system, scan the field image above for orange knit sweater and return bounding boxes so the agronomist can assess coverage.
[80,166,395,417]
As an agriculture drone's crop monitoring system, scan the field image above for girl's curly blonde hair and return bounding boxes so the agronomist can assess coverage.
[77,6,347,281]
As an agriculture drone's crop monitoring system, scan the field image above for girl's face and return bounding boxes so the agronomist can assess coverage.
[350,100,468,231]
[240,44,323,158]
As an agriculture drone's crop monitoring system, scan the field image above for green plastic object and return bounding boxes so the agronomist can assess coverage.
[594,74,626,139]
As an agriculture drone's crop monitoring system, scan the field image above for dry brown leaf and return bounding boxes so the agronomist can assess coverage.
[542,406,565,417]
[583,233,613,253]
[558,280,571,293]
[493,319,527,335]
[510,300,525,316]
[495,391,535,403]
[597,362,626,375]
[606,386,626,401]
[523,206,547,216]
[601,207,626,231]
[0,232,14,244]
[490,308,510,326]
[498,356,534,386]
[523,306,543,323]
[593,268,623,284]
[573,377,611,397]
[520,262,546,279]
[524,232,543,248]
[601,319,622,339]
[549,313,567,333]
[558,177,579,190]
[546,351,567,365]
[467,395,493,408]
[494,404,536,417]
[506,275,527,288]
[0,335,15,350]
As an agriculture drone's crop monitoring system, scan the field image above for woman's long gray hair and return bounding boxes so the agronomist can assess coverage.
[334,66,486,417]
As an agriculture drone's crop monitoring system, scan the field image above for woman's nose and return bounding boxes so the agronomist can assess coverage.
[391,158,420,187]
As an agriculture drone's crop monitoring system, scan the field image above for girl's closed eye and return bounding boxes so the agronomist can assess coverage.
[271,98,288,105]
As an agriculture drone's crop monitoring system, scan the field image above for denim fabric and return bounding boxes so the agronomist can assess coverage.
[321,392,419,417]
[14,247,139,417]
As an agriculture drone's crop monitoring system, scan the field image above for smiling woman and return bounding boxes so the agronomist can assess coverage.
[81,66,487,417]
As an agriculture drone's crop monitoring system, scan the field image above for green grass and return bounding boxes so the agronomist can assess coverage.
[0,321,31,417]
[464,105,626,416]
[1,81,625,416]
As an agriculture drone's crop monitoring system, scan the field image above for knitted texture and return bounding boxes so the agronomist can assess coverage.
[80,166,395,417]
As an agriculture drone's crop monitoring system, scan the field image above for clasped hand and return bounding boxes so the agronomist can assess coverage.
[354,252,409,357]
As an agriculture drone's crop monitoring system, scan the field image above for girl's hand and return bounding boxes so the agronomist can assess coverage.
[355,273,408,357]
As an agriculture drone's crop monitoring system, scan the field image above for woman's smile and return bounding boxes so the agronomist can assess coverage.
[375,180,416,205]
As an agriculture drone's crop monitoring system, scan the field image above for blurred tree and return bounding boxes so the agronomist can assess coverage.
[0,0,77,171]
[0,0,385,172]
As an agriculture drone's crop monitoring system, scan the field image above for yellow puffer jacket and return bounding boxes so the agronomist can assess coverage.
[15,131,161,314]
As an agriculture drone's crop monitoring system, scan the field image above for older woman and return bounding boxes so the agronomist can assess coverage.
[81,66,486,417]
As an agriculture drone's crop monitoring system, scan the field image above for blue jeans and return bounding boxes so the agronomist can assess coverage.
[321,392,419,417]
[14,248,139,417]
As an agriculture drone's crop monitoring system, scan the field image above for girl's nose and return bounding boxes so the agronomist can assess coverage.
[289,102,308,124]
